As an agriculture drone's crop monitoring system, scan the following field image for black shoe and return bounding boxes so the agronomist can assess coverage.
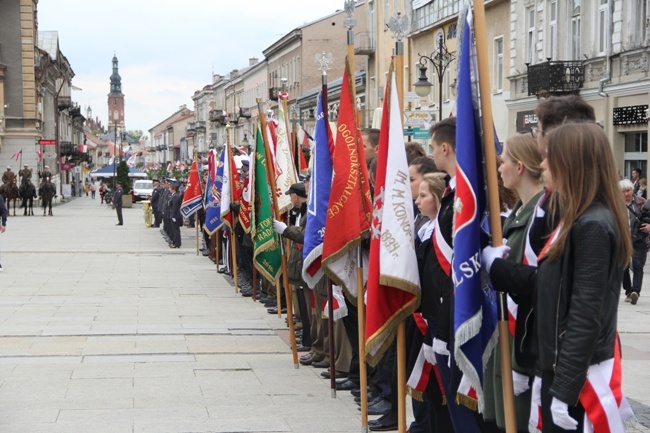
[350,387,371,397]
[335,379,359,391]
[116,223,123,226]
[218,266,228,274]
[368,420,398,431]
[365,398,391,416]
[312,360,330,368]
[266,307,287,314]
[320,369,347,379]
[263,299,277,308]
[296,345,311,352]
[241,291,253,298]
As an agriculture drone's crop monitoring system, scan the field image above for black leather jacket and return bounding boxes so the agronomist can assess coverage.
[536,203,623,405]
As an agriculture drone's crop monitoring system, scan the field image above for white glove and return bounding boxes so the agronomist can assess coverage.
[551,397,578,430]
[273,219,287,234]
[481,244,511,273]
[423,343,437,365]
[512,371,530,396]
[172,218,177,222]
[432,338,450,356]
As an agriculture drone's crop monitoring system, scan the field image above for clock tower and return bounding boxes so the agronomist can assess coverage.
[108,54,125,135]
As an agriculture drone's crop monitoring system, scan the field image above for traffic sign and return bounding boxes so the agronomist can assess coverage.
[404,110,436,128]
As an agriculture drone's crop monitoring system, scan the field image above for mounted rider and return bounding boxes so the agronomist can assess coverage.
[18,164,32,188]
[39,165,52,188]
[2,166,16,187]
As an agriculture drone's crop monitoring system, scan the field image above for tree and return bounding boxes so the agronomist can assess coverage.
[116,160,132,193]
[127,130,144,140]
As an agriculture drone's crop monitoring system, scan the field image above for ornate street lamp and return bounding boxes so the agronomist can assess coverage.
[413,32,455,122]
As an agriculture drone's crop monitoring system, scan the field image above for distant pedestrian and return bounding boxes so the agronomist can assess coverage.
[114,181,123,226]
[168,181,182,248]
[0,193,7,272]
[99,183,105,204]
[90,182,96,199]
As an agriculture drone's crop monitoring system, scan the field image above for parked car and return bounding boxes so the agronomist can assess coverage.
[132,179,154,202]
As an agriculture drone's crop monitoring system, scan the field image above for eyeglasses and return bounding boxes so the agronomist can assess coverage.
[530,127,544,138]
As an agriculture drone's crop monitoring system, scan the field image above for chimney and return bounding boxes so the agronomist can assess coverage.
[249,57,259,66]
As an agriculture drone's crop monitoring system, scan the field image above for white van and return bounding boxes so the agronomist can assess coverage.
[132,179,154,202]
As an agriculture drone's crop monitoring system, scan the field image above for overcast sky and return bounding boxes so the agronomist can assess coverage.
[37,0,347,138]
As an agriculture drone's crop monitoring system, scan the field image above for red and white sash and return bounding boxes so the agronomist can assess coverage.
[579,337,635,433]
[433,217,452,277]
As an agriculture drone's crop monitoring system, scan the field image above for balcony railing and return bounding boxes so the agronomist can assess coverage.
[60,141,75,156]
[186,122,196,132]
[527,60,584,97]
[195,121,206,131]
[57,96,72,110]
[209,109,226,123]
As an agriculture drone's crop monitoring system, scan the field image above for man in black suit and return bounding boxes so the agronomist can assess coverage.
[114,181,124,226]
[169,181,182,248]
[150,178,162,227]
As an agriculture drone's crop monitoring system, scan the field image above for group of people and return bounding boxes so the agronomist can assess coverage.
[121,95,636,433]
[2,164,53,193]
[226,95,638,433]
[149,178,183,248]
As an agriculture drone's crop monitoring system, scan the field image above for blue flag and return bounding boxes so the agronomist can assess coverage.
[302,89,333,288]
[452,7,498,411]
[203,149,224,235]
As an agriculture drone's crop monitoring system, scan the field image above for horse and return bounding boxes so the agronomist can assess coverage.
[0,179,19,216]
[39,180,56,216]
[19,181,36,216]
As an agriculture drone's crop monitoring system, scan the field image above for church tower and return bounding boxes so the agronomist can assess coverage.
[107,54,125,134]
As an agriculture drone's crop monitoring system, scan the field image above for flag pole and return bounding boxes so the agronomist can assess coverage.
[257,98,299,368]
[472,2,516,432]
[344,2,370,426]
[326,278,336,396]
[388,9,409,433]
[226,125,240,294]
[194,152,200,256]
[315,57,338,395]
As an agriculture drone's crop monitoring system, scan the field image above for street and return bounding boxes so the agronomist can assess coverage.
[0,196,648,432]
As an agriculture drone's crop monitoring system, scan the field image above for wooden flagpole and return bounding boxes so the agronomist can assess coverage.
[344,2,369,427]
[257,98,299,368]
[472,2,516,432]
[388,9,408,433]
[226,125,239,294]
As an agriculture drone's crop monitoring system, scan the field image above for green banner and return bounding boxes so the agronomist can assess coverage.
[252,125,282,282]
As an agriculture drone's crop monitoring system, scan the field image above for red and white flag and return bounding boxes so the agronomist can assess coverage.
[365,64,420,365]
[321,57,373,299]
[37,149,43,162]
[11,149,22,161]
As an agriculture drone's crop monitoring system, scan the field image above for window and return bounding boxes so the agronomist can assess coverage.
[494,37,504,92]
[598,0,608,55]
[625,132,648,153]
[632,0,648,47]
[571,1,581,60]
[526,7,536,64]
[548,0,557,59]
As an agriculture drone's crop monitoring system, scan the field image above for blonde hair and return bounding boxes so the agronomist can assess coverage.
[546,123,631,264]
[504,134,543,181]
[420,172,447,209]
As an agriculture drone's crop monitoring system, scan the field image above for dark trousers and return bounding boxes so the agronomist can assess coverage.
[342,296,361,386]
[115,205,123,225]
[170,220,181,247]
[623,240,647,295]
[296,288,312,347]
[541,370,586,433]
[153,209,162,226]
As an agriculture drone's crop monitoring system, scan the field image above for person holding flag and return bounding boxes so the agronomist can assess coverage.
[423,116,484,433]
[482,134,544,432]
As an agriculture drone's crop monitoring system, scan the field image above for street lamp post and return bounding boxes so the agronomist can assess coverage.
[413,32,455,122]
